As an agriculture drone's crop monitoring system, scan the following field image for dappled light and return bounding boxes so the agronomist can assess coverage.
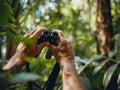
[0,0,120,90]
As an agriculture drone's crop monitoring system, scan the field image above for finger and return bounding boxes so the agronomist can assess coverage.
[52,30,66,43]
[49,30,66,50]
[23,27,47,38]
[23,30,31,38]
[23,30,35,38]
[30,27,47,38]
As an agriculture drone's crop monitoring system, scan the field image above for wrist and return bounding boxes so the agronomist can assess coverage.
[59,58,77,74]
[59,57,74,67]
[59,54,74,65]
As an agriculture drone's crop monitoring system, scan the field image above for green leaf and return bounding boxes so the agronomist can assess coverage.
[78,65,86,74]
[80,76,93,90]
[0,31,6,35]
[10,72,39,83]
[0,2,15,24]
[94,55,105,61]
[6,3,15,22]
[24,56,38,65]
[117,73,120,85]
[93,59,109,75]
[108,51,115,58]
[118,85,120,90]
[74,56,88,64]
[103,63,118,89]
[22,37,36,46]
[7,23,17,33]
[77,58,97,74]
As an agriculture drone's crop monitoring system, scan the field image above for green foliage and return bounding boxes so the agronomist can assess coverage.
[0,0,16,33]
[0,0,15,24]
[24,56,38,65]
[75,51,120,90]
[22,37,36,46]
[0,0,120,90]
[10,72,40,83]
[117,73,120,89]
[93,59,109,76]
[103,63,118,89]
[80,76,93,90]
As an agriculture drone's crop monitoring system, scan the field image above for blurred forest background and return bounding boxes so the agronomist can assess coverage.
[0,0,120,90]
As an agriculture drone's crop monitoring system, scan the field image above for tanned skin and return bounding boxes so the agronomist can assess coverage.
[2,27,48,70]
[48,30,86,90]
[2,28,86,90]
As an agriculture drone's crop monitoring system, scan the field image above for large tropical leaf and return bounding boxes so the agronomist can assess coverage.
[117,73,120,90]
[77,58,96,74]
[103,63,119,89]
[80,76,93,90]
[108,51,116,58]
[92,59,109,76]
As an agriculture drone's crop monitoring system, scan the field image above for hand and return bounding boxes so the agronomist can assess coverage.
[49,30,86,90]
[2,27,48,70]
[48,30,74,66]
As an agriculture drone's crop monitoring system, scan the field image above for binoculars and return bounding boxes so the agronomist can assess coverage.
[37,30,59,46]
[37,30,59,59]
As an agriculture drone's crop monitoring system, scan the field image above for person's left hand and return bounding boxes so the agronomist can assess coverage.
[2,27,48,71]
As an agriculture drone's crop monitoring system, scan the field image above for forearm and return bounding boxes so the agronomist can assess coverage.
[60,59,86,90]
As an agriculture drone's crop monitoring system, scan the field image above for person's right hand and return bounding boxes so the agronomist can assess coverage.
[49,30,86,90]
[48,30,74,66]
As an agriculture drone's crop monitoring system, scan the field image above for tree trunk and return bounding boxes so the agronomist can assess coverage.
[95,0,114,56]
[95,0,117,90]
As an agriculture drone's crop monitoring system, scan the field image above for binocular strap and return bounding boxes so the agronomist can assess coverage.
[42,62,60,90]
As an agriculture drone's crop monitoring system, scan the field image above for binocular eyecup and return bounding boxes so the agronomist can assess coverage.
[37,30,59,59]
[37,30,59,46]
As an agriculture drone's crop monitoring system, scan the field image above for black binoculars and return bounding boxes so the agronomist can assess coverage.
[37,30,59,46]
[37,30,59,59]
[36,30,60,90]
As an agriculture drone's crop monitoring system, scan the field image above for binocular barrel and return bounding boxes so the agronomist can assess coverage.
[37,30,59,59]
